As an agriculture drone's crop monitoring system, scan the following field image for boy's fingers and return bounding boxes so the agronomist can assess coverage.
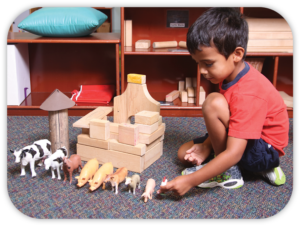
[185,147,195,154]
[157,182,172,194]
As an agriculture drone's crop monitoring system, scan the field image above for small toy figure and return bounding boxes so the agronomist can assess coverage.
[10,139,51,177]
[161,176,168,186]
[141,178,156,202]
[125,174,141,195]
[89,162,113,191]
[75,158,99,187]
[104,167,128,194]
[63,154,82,184]
[44,147,68,180]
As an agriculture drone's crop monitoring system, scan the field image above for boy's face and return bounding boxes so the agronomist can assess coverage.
[191,44,237,84]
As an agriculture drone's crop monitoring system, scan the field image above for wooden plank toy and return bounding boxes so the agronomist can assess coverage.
[135,121,159,134]
[165,90,180,102]
[128,73,146,84]
[135,40,151,49]
[152,41,177,48]
[178,81,185,91]
[187,87,195,97]
[179,41,186,48]
[199,86,206,105]
[185,77,192,89]
[180,91,188,102]
[89,119,110,140]
[135,110,159,125]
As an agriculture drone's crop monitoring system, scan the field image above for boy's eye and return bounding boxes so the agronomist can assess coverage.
[206,63,213,67]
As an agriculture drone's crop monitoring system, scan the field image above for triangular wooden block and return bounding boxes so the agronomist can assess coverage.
[113,83,160,124]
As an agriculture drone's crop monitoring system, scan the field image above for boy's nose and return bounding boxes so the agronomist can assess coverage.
[199,66,208,75]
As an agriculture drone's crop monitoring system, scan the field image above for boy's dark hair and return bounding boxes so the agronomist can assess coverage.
[187,7,248,60]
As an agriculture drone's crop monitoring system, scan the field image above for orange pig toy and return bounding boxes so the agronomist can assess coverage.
[104,167,128,194]
[75,158,99,187]
[89,162,113,191]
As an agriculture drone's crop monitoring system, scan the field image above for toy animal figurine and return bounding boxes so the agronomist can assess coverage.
[75,158,99,187]
[44,147,68,180]
[104,167,128,194]
[141,178,156,203]
[10,139,51,177]
[63,154,82,184]
[89,162,113,191]
[125,174,141,195]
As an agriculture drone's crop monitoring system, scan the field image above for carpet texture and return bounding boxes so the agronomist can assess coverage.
[7,116,293,219]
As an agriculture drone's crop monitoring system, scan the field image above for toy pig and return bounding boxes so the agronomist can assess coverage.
[63,154,82,184]
[104,167,128,194]
[89,162,113,191]
[141,178,156,203]
[125,174,140,195]
[75,158,99,187]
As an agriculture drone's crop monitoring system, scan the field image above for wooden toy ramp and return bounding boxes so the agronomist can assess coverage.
[113,83,160,124]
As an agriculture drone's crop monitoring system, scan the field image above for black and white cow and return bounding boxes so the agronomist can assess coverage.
[44,147,68,180]
[10,139,51,177]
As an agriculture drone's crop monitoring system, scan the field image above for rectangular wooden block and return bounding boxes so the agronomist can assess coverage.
[110,122,119,133]
[89,119,110,140]
[127,73,146,84]
[144,141,163,170]
[73,107,112,128]
[135,110,159,125]
[188,97,196,104]
[158,116,162,126]
[180,91,188,102]
[187,87,195,97]
[139,123,165,144]
[178,81,185,91]
[77,144,144,173]
[110,132,119,140]
[185,77,192,89]
[125,20,132,47]
[118,123,139,146]
[135,39,151,49]
[135,121,159,134]
[77,134,109,150]
[199,86,206,105]
[152,41,177,48]
[109,139,146,156]
[165,90,180,102]
[146,135,163,151]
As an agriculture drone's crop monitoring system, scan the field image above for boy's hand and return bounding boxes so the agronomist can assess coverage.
[157,175,194,196]
[184,143,210,166]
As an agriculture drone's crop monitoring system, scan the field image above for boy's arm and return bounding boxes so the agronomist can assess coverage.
[158,136,247,196]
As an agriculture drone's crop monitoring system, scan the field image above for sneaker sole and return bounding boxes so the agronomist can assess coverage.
[274,167,286,185]
[198,178,244,189]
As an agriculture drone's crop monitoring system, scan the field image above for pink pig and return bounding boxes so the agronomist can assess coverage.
[141,178,156,203]
[63,154,82,184]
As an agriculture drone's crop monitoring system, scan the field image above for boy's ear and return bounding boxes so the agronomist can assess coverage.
[232,47,245,62]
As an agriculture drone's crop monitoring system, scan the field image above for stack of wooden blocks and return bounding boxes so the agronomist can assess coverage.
[166,77,206,105]
[246,18,293,53]
[74,73,165,173]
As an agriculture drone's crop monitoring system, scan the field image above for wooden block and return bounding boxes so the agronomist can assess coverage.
[246,18,291,32]
[199,86,206,105]
[135,110,159,125]
[192,77,197,88]
[188,97,195,104]
[152,41,177,48]
[77,134,109,150]
[127,73,146,84]
[178,81,185,91]
[248,39,293,47]
[136,121,159,134]
[139,123,165,144]
[110,132,119,140]
[90,119,110,140]
[185,77,192,89]
[187,87,195,97]
[165,90,180,102]
[144,141,163,170]
[73,107,112,128]
[109,139,146,156]
[77,144,145,173]
[82,128,89,134]
[247,46,293,53]
[96,22,110,33]
[146,135,163,151]
[158,116,162,126]
[109,122,119,133]
[279,91,293,107]
[178,41,186,48]
[125,20,132,47]
[135,40,151,49]
[118,123,139,146]
[180,91,188,102]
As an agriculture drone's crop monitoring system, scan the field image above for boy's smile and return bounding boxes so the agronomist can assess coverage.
[191,44,245,84]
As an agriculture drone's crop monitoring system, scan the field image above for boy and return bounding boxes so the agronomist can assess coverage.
[157,7,289,196]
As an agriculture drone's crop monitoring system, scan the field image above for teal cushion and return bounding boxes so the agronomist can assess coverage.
[18,7,108,37]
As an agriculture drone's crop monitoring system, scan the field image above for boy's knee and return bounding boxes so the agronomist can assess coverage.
[203,92,228,115]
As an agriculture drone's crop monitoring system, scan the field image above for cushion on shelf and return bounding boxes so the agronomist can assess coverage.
[18,7,108,37]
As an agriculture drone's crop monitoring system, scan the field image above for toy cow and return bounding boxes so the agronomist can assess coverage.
[44,147,68,180]
[141,178,156,203]
[125,174,141,195]
[62,154,82,184]
[75,158,99,188]
[89,162,113,191]
[104,167,128,194]
[10,139,51,177]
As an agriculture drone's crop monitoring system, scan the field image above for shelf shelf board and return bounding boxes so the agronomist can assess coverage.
[124,46,190,55]
[7,32,120,44]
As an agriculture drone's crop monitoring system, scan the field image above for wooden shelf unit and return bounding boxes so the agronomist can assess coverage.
[7,32,120,116]
[121,7,293,117]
